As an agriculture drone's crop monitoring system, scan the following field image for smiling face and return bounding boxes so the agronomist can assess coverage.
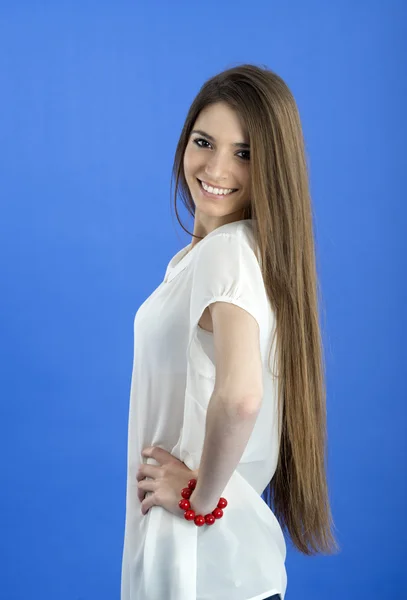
[183,102,251,234]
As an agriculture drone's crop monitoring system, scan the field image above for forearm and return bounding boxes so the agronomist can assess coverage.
[189,391,261,515]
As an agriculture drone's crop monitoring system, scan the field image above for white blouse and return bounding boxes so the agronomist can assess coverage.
[120,219,287,600]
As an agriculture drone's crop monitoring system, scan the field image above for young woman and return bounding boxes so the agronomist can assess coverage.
[120,63,339,600]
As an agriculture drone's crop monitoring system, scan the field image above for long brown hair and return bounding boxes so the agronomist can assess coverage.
[170,63,339,556]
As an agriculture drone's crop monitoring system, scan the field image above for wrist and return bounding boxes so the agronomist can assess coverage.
[188,488,214,516]
[188,472,219,515]
[180,475,228,527]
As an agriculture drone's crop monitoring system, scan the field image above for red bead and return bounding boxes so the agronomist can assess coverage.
[181,487,192,499]
[204,514,215,525]
[181,486,228,526]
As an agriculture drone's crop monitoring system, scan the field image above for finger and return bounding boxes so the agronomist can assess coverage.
[138,478,156,494]
[137,477,157,505]
[136,464,161,482]
[146,446,180,465]
[140,491,156,515]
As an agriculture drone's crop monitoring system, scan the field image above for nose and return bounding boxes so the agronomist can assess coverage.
[204,151,230,185]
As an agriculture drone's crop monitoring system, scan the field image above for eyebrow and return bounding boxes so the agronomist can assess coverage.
[191,129,250,149]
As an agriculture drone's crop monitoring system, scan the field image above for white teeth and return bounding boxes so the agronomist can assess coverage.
[200,180,235,195]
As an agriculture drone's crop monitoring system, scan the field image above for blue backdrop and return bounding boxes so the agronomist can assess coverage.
[1,1,406,598]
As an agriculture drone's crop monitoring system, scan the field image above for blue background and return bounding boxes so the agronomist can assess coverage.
[1,1,406,598]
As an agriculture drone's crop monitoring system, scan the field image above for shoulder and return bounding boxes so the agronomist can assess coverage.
[195,220,260,265]
[190,220,267,315]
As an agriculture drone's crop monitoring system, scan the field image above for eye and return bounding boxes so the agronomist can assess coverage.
[193,138,211,149]
[237,150,250,161]
[193,138,250,161]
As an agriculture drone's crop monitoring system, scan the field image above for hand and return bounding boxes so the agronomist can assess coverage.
[138,446,198,518]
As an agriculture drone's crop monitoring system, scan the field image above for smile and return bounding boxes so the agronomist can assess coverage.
[197,179,237,196]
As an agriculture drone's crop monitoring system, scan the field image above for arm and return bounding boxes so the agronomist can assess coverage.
[189,299,263,514]
[189,391,261,515]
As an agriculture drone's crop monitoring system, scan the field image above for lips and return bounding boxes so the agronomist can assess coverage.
[197,178,237,193]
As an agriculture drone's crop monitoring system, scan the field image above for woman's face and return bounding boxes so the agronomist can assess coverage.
[183,102,251,220]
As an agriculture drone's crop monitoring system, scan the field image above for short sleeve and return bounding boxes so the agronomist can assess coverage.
[187,232,268,368]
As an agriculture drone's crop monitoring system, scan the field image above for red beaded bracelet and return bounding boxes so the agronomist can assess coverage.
[178,478,228,526]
